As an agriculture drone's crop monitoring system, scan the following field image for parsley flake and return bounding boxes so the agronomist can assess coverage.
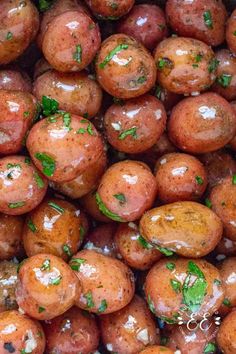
[35,152,55,177]
[99,44,129,69]
[95,193,123,221]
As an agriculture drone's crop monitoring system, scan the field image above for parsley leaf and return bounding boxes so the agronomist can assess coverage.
[42,96,59,116]
[217,74,232,88]
[73,44,82,63]
[113,193,126,204]
[50,275,62,285]
[137,235,153,249]
[204,342,217,353]
[233,175,236,185]
[41,259,50,271]
[27,219,37,233]
[84,291,94,309]
[166,262,175,271]
[205,198,212,209]
[203,10,213,29]
[98,299,107,313]
[95,193,123,221]
[70,258,86,271]
[48,201,64,214]
[34,172,44,189]
[38,306,45,313]
[147,294,155,314]
[62,244,72,258]
[156,245,174,256]
[6,32,13,40]
[38,0,54,11]
[35,152,55,177]
[170,279,181,293]
[208,58,219,73]
[195,176,204,185]
[8,201,25,209]
[118,127,137,140]
[63,112,71,129]
[223,298,231,307]
[99,44,129,69]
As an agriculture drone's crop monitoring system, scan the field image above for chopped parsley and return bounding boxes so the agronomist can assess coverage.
[214,279,221,286]
[195,54,203,62]
[118,127,137,140]
[203,10,213,29]
[170,279,181,293]
[24,157,31,165]
[70,258,86,271]
[38,306,45,313]
[98,299,107,313]
[76,121,94,136]
[233,175,236,185]
[217,74,232,88]
[41,96,59,116]
[34,172,44,189]
[195,176,204,185]
[113,193,126,204]
[99,44,129,69]
[23,111,30,118]
[95,193,123,221]
[203,342,217,353]
[137,235,153,249]
[73,44,82,63]
[80,226,85,240]
[35,152,55,177]
[27,219,37,233]
[156,245,174,256]
[8,201,25,209]
[84,291,95,309]
[50,275,62,285]
[38,0,54,11]
[223,298,231,307]
[6,32,13,40]
[155,85,162,100]
[7,163,21,169]
[62,244,72,258]
[205,198,212,209]
[41,259,50,271]
[166,262,175,271]
[48,201,65,214]
[208,58,219,73]
[136,76,147,84]
[63,112,71,129]
[147,294,155,314]
[157,57,173,70]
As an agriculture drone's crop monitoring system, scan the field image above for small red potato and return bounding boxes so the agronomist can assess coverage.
[226,9,236,54]
[0,70,32,92]
[139,346,174,354]
[0,214,24,260]
[85,0,134,19]
[217,310,236,353]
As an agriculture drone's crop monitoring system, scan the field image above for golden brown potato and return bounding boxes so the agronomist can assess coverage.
[71,249,135,314]
[226,9,236,54]
[139,346,174,354]
[0,214,24,260]
[154,37,216,94]
[85,0,134,19]
[0,261,18,312]
[0,70,32,92]
[96,34,156,99]
[218,258,236,316]
[217,310,236,353]
[144,258,224,322]
[168,92,236,153]
[139,201,223,258]
[100,295,159,354]
[16,254,81,320]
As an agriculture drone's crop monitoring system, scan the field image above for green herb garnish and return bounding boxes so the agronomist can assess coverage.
[35,152,55,177]
[98,299,107,313]
[170,279,181,293]
[205,198,212,208]
[232,175,236,185]
[223,298,231,307]
[214,279,221,286]
[155,85,162,100]
[99,44,129,69]
[48,201,64,214]
[217,74,232,88]
[6,32,13,40]
[34,172,44,189]
[38,0,54,11]
[63,112,71,129]
[70,258,86,271]
[195,176,204,185]
[137,235,153,249]
[41,259,50,271]
[42,96,59,116]
[147,294,155,314]
[113,193,126,204]
[137,76,147,84]
[166,262,175,271]
[84,291,95,309]
[62,244,72,258]
[27,219,37,233]
[73,44,82,63]
[203,10,213,29]
[50,275,62,285]
[24,157,31,165]
[118,127,137,140]
[23,111,30,118]
[38,306,45,313]
[208,58,219,73]
[8,201,25,209]
[95,193,122,221]
[203,342,217,353]
[156,245,174,256]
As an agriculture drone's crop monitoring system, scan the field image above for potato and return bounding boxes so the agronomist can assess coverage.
[85,0,134,19]
[154,37,216,94]
[71,249,135,314]
[96,34,156,99]
[0,156,48,215]
[0,214,24,260]
[0,261,18,312]
[0,0,39,65]
[139,201,222,258]
[33,70,103,119]
[96,160,157,222]
[166,0,227,46]
[217,310,236,353]
[0,310,45,354]
[229,101,236,151]
[144,258,224,322]
[168,92,236,153]
[104,95,167,154]
[155,153,207,203]
[117,4,168,50]
[43,306,99,354]
[100,295,159,354]
[139,346,174,354]
[114,222,161,270]
[0,70,31,92]
[16,254,80,320]
[152,86,181,112]
[215,237,236,257]
[80,190,111,223]
[23,199,83,261]
[219,258,236,314]
[226,9,236,54]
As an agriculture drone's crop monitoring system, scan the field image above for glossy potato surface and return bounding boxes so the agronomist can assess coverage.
[0,214,24,260]
[0,261,18,312]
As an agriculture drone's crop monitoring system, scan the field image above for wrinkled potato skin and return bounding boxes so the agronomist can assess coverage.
[154,37,216,94]
[166,0,227,46]
[100,295,159,354]
[0,262,18,312]
[145,258,224,321]
[0,70,31,92]
[139,346,174,354]
[80,190,111,223]
[217,310,236,353]
[114,222,161,270]
[0,310,45,354]
[104,95,167,154]
[226,9,236,54]
[85,0,134,19]
[96,34,156,99]
[0,0,39,65]
[72,249,135,314]
[0,214,24,260]
[209,176,236,241]
[16,254,81,320]
[23,199,83,261]
[155,153,207,203]
[168,93,236,153]
[140,201,223,258]
[33,70,102,119]
[43,307,99,354]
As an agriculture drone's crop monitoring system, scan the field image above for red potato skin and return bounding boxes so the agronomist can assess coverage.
[168,92,236,154]
[229,101,236,151]
[85,0,134,19]
[217,310,236,353]
[0,214,24,260]
[96,34,156,99]
[104,95,167,154]
[0,90,37,155]
[0,310,45,354]
[80,190,111,223]
[26,114,105,183]
[0,70,32,92]
[100,295,159,354]
[43,307,99,354]
[0,0,39,65]
[215,237,236,257]
[33,70,103,119]
[0,156,48,215]
[219,258,236,315]
[226,9,236,54]
[139,346,174,354]
[117,4,168,50]
[42,11,101,72]
[166,0,227,47]
[97,160,157,222]
[0,262,18,312]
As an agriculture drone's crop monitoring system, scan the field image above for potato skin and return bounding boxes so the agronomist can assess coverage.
[144,258,224,322]
[139,346,174,354]
[215,237,236,257]
[155,153,207,203]
[209,176,236,241]
[0,0,39,65]
[23,199,83,261]
[0,156,48,215]
[97,160,157,222]
[168,92,236,153]
[16,254,80,320]
[230,101,236,151]
[100,295,159,354]
[33,70,102,119]
[104,95,167,154]
[226,9,236,54]
[0,261,18,312]
[217,310,236,353]
[42,11,101,72]
[0,70,32,92]
[117,4,168,50]
[219,258,236,312]
[43,306,99,354]
[140,201,222,258]
[96,34,156,99]
[166,0,227,46]
[0,214,24,260]
[72,249,135,314]
[85,0,134,19]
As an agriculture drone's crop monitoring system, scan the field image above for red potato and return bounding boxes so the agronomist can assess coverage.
[215,237,236,257]
[226,9,236,54]
[219,258,236,315]
[80,190,111,223]
[43,307,99,354]
[229,101,236,151]
[0,0,39,65]
[104,95,167,154]
[33,70,103,119]
[0,70,31,92]
[0,310,45,354]
[0,261,18,312]
[42,11,101,72]
[217,310,236,353]
[154,37,216,95]
[96,160,157,222]
[71,249,135,314]
[117,4,168,50]
[96,34,156,99]
[16,254,81,320]
[85,0,134,19]
[139,346,174,354]
[26,114,105,183]
[168,92,236,153]
[0,90,38,155]
[0,156,48,215]
[153,85,182,112]
[0,214,24,260]
[34,58,52,80]
[166,0,227,47]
